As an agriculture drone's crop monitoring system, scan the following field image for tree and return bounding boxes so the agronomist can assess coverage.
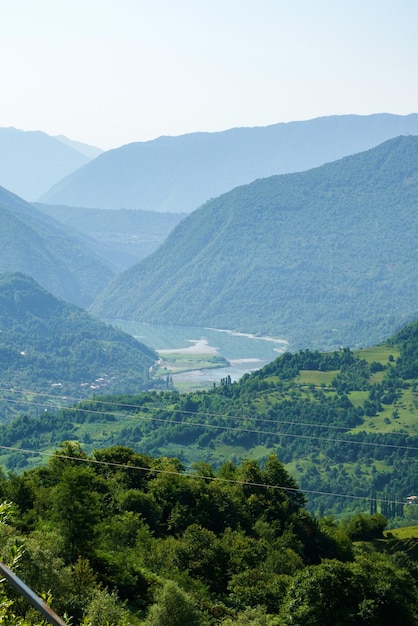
[280,555,418,626]
[279,560,363,626]
[51,464,102,561]
[342,512,387,541]
[84,587,131,626]
[228,568,290,614]
[170,524,229,593]
[219,606,274,625]
[144,580,201,626]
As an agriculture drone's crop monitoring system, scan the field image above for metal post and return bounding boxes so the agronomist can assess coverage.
[0,562,68,626]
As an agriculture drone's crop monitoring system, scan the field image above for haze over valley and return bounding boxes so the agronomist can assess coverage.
[2,115,418,374]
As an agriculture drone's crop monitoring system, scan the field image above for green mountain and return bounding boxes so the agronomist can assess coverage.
[0,273,157,413]
[0,127,96,200]
[90,135,418,350]
[40,113,418,212]
[2,312,418,524]
[0,186,114,307]
[34,203,185,272]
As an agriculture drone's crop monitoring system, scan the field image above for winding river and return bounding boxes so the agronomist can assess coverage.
[110,320,289,384]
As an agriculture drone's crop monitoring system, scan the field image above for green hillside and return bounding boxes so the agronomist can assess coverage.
[0,187,114,307]
[0,273,158,416]
[91,135,418,350]
[2,313,418,523]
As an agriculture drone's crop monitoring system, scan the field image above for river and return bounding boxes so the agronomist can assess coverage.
[109,320,289,385]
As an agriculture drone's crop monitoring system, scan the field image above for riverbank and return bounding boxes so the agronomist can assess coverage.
[109,319,289,390]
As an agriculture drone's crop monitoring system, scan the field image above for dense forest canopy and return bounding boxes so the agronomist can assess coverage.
[1,445,418,625]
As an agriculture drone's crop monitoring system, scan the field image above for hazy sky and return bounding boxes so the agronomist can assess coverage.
[1,0,417,150]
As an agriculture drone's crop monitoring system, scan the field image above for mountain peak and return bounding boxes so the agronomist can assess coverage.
[0,127,94,200]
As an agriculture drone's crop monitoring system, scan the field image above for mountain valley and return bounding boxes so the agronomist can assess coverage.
[90,135,418,350]
[2,117,418,626]
[2,119,418,523]
[34,203,185,271]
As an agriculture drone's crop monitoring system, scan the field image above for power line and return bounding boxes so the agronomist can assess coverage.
[0,388,416,449]
[1,393,417,454]
[8,387,357,431]
[0,386,380,432]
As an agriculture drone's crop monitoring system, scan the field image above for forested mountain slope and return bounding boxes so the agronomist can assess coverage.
[0,273,157,413]
[40,113,418,212]
[0,127,94,200]
[91,135,418,349]
[34,203,185,271]
[0,186,114,306]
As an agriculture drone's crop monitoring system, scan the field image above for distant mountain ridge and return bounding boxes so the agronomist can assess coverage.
[41,113,418,212]
[53,134,103,158]
[0,127,99,200]
[0,185,114,307]
[90,135,418,350]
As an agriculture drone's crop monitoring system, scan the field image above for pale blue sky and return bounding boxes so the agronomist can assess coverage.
[1,0,417,150]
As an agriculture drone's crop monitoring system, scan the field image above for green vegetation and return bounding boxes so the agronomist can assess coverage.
[385,525,418,540]
[1,446,418,624]
[2,280,418,623]
[91,136,418,350]
[3,317,418,524]
[0,273,159,417]
[151,352,229,381]
[0,188,113,307]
